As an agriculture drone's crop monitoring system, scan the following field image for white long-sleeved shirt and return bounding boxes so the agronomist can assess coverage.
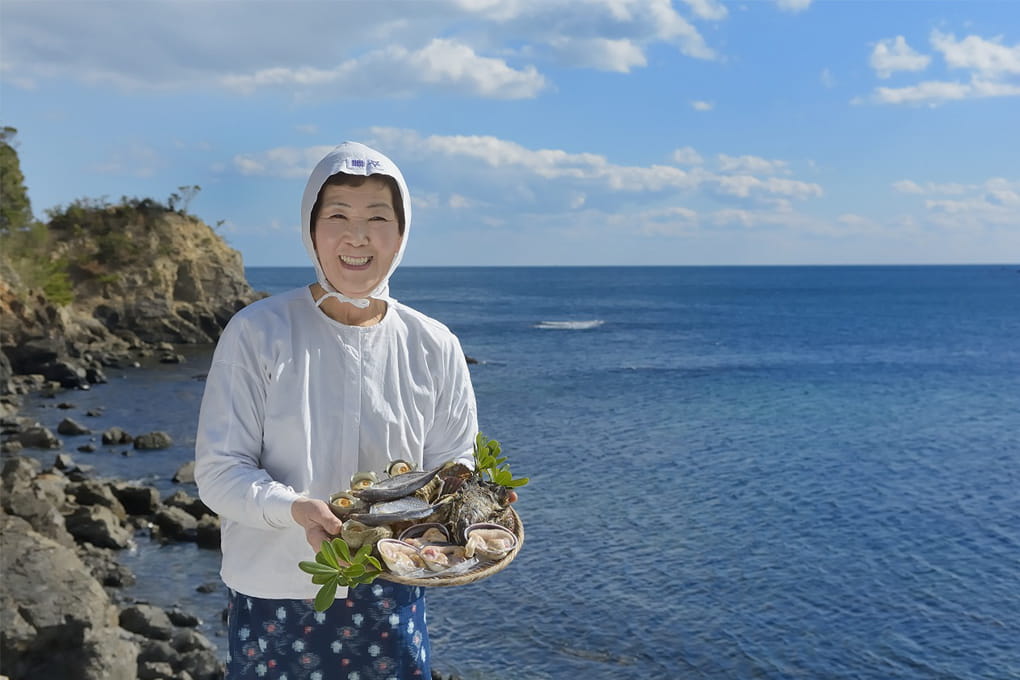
[194,286,478,599]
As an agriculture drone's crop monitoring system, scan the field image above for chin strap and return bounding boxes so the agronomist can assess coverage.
[314,290,372,309]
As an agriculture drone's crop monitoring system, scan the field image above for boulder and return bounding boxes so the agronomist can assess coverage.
[173,460,196,484]
[164,488,210,519]
[119,604,174,641]
[17,425,61,449]
[109,481,161,515]
[195,515,221,550]
[0,515,129,679]
[65,505,134,549]
[57,417,91,435]
[151,505,198,542]
[134,431,173,450]
[68,479,128,520]
[102,426,133,445]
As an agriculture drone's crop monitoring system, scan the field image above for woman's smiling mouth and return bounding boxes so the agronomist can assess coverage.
[340,254,372,268]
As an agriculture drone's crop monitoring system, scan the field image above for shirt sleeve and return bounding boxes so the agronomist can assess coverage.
[194,316,301,530]
[422,334,479,471]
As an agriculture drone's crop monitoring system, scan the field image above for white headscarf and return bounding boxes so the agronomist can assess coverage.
[301,142,412,309]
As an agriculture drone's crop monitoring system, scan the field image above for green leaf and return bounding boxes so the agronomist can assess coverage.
[365,556,382,570]
[508,477,530,487]
[313,578,339,612]
[311,573,335,585]
[353,543,373,564]
[299,560,337,576]
[332,537,352,564]
[346,564,366,578]
[318,541,339,569]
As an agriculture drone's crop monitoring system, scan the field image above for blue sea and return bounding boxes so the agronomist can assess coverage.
[16,265,1020,679]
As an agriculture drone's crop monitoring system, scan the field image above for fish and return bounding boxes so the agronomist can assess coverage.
[348,497,438,526]
[351,468,441,503]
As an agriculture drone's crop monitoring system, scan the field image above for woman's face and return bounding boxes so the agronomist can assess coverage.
[312,177,402,299]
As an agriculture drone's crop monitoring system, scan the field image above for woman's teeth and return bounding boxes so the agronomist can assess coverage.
[340,255,371,266]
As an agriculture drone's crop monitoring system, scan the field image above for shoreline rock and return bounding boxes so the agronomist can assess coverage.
[1,445,224,680]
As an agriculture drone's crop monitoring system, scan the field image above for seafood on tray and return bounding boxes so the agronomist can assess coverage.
[299,433,528,610]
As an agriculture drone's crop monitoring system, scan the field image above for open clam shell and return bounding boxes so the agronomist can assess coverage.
[328,491,367,519]
[375,539,426,577]
[350,471,379,490]
[398,523,451,545]
[386,459,415,477]
[463,523,518,561]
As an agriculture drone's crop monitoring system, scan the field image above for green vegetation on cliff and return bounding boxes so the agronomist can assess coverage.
[0,127,205,307]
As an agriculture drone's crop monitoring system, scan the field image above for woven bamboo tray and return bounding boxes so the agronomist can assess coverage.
[378,507,524,587]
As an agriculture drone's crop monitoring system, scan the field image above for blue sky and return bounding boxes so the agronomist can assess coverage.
[2,0,1018,266]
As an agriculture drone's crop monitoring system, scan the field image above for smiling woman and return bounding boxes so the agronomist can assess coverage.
[310,176,405,324]
[194,142,481,680]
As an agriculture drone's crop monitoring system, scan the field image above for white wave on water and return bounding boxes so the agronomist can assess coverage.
[533,320,605,330]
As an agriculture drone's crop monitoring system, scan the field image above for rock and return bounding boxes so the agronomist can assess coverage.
[85,408,104,417]
[110,481,161,515]
[164,488,210,519]
[3,485,76,548]
[85,365,108,384]
[1,438,23,453]
[138,660,175,680]
[69,479,128,520]
[77,442,97,452]
[195,515,220,550]
[42,359,90,389]
[173,460,196,484]
[195,582,220,594]
[77,543,136,588]
[119,604,174,641]
[167,608,201,628]
[159,352,185,364]
[54,452,77,470]
[65,505,134,549]
[17,425,61,449]
[1,455,41,495]
[151,505,198,542]
[102,426,133,445]
[57,401,75,409]
[57,417,91,435]
[134,431,173,450]
[0,515,125,679]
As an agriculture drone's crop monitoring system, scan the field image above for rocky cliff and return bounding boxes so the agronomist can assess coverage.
[1,201,262,412]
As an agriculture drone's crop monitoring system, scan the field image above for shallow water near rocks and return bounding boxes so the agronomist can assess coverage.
[14,265,1020,679]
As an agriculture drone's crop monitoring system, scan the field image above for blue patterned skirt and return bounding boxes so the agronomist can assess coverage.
[225,582,430,680]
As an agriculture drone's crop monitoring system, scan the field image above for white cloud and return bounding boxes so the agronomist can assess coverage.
[672,147,704,165]
[820,68,835,88]
[232,145,335,178]
[222,39,547,99]
[296,124,319,135]
[903,177,1020,230]
[448,193,473,208]
[691,100,714,111]
[862,30,1020,106]
[547,37,647,72]
[679,0,728,21]
[870,36,931,79]
[931,30,1020,77]
[717,154,789,176]
[775,0,813,13]
[869,78,1020,105]
[0,0,722,96]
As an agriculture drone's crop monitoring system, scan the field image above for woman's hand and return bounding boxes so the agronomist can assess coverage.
[291,497,343,552]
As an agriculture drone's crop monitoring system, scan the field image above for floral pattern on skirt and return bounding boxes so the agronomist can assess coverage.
[225,582,430,680]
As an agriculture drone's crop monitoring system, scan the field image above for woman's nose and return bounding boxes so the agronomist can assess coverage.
[346,221,369,244]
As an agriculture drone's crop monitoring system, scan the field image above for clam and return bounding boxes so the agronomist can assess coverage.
[386,459,415,476]
[350,471,379,490]
[398,523,451,545]
[419,544,469,572]
[352,467,442,503]
[340,520,393,550]
[463,523,517,561]
[376,539,426,576]
[328,491,367,519]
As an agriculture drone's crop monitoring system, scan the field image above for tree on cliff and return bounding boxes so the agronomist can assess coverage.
[1,126,34,234]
